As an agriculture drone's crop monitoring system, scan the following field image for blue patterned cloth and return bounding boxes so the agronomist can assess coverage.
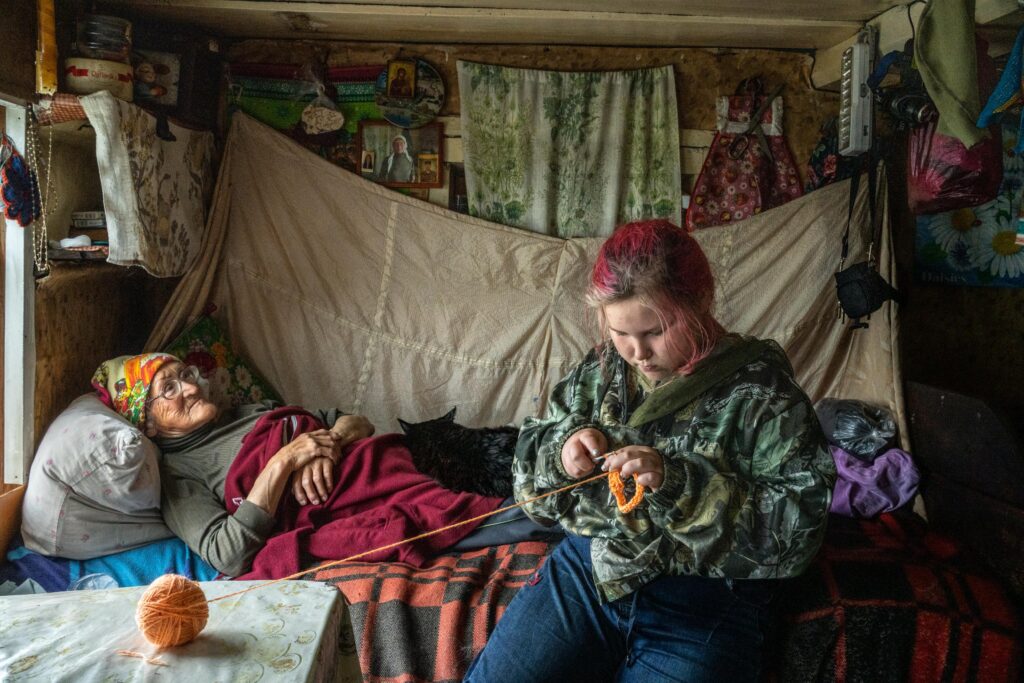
[978,26,1024,153]
[4,535,219,592]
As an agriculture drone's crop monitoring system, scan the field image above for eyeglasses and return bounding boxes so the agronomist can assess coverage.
[147,365,202,404]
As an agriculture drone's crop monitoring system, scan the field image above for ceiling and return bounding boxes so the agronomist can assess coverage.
[100,0,1024,87]
[99,1,906,49]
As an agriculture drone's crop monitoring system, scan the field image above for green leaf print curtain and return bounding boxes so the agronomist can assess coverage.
[457,62,681,237]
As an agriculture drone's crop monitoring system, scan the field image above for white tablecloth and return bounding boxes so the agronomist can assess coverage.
[0,580,360,682]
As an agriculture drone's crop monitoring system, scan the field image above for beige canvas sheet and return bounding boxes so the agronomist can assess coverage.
[149,114,904,441]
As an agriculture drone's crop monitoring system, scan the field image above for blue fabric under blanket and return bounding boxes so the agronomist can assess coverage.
[3,535,218,592]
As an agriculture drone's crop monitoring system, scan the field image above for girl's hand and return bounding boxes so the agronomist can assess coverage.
[601,446,665,490]
[561,428,608,479]
[275,429,340,471]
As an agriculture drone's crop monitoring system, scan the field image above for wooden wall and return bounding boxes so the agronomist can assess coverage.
[889,135,1024,432]
[33,264,178,447]
[0,0,36,103]
[227,41,839,195]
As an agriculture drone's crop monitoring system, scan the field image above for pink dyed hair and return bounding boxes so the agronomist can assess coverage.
[587,219,725,375]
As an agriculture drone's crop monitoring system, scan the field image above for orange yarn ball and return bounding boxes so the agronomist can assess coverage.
[135,574,209,648]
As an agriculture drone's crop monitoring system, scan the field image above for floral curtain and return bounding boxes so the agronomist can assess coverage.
[80,91,215,277]
[457,62,681,237]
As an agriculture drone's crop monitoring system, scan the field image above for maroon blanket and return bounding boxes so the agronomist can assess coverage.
[224,407,504,580]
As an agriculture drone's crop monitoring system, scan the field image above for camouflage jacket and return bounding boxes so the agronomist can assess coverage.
[513,335,836,602]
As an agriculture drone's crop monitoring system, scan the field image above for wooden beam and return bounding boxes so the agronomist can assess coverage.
[811,34,858,91]
[3,102,35,486]
[975,0,1021,24]
[179,1,906,22]
[812,0,1021,91]
[103,1,861,49]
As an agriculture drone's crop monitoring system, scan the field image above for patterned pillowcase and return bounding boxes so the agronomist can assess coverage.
[164,316,281,410]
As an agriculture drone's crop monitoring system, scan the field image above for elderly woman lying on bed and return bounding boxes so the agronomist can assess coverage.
[91,353,503,579]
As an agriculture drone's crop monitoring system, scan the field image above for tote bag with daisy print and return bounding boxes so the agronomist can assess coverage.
[915,123,1024,287]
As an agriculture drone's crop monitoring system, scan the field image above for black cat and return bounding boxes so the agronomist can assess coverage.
[398,408,517,498]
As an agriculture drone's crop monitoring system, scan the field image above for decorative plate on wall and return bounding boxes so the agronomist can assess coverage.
[374,58,445,129]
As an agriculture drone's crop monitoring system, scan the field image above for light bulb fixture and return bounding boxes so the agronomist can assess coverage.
[839,41,873,157]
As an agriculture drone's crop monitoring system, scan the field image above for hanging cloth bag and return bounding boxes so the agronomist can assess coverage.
[686,78,803,230]
[908,36,1003,214]
[804,117,860,193]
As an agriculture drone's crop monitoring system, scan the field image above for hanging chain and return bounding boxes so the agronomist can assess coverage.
[25,109,53,276]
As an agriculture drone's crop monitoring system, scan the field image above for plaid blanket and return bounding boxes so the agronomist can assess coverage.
[315,541,556,683]
[316,513,1022,683]
[771,512,1023,682]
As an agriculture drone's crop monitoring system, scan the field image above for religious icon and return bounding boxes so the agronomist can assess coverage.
[360,150,375,175]
[386,60,416,100]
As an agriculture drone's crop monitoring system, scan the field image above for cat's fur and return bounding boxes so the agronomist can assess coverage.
[398,408,517,498]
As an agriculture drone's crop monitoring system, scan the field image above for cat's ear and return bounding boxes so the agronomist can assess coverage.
[398,418,411,433]
[444,407,457,421]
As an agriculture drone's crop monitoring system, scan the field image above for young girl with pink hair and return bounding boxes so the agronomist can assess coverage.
[465,219,836,682]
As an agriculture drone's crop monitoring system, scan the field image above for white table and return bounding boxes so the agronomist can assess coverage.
[0,580,361,682]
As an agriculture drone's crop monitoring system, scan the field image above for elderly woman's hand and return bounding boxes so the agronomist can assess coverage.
[331,415,375,441]
[329,415,375,459]
[292,457,335,506]
[275,429,340,469]
[288,416,376,506]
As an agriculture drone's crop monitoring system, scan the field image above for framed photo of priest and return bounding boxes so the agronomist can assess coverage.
[417,153,440,185]
[358,120,444,189]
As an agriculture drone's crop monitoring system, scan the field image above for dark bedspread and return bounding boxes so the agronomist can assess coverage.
[315,511,1022,683]
[770,512,1022,682]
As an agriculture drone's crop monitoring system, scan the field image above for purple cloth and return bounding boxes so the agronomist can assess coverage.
[830,446,920,518]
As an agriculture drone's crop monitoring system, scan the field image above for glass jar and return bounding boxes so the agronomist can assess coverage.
[75,14,132,64]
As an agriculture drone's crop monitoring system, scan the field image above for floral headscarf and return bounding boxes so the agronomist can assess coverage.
[92,353,179,426]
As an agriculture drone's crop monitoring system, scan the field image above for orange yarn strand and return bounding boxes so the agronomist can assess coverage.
[207,469,617,604]
[135,464,647,647]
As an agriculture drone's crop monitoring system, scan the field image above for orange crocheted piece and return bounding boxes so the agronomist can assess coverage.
[608,470,645,513]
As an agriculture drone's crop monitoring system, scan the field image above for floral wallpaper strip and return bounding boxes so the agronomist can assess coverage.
[457,62,681,237]
[80,91,215,277]
[915,123,1024,287]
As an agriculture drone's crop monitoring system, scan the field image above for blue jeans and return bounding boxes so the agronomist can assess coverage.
[463,535,773,683]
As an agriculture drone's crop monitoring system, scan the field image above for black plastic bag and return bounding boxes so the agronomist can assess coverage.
[815,398,896,462]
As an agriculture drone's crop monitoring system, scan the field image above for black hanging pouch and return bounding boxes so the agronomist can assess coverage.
[834,157,898,328]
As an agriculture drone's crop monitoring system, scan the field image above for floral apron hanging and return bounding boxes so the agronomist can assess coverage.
[686,78,803,230]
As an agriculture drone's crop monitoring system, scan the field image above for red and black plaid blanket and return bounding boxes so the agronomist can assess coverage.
[315,513,1022,683]
[315,540,556,683]
[770,512,1023,682]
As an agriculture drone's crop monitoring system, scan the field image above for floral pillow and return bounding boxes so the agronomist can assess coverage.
[164,315,281,410]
